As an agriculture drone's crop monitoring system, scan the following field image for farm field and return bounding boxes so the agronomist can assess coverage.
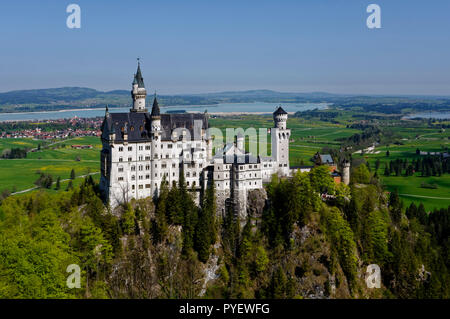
[0,138,43,153]
[0,136,101,193]
[353,129,450,210]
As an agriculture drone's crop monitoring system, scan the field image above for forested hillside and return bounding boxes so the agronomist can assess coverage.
[0,166,448,299]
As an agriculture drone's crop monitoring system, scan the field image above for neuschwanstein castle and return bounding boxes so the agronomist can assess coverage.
[100,62,335,213]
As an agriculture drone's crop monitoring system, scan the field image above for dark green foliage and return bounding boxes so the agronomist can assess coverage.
[263,172,318,248]
[195,183,217,262]
[153,179,169,243]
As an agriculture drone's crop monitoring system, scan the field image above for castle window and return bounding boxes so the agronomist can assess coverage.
[145,156,150,160]
[146,174,150,179]
[172,163,176,168]
[128,157,132,162]
[139,156,143,161]
[168,144,173,149]
[139,165,143,171]
[145,184,150,189]
[118,167,124,172]
[145,165,150,170]
[131,175,135,181]
[119,147,123,152]
[132,185,135,190]
[139,146,143,151]
[118,177,124,181]
[193,181,196,186]
[187,181,190,186]
[131,166,135,171]
[119,157,123,162]
[145,145,150,150]
[130,126,135,132]
[128,146,132,151]
[140,126,143,132]
[139,185,143,189]
[162,163,167,168]
[139,176,143,180]
[166,154,169,159]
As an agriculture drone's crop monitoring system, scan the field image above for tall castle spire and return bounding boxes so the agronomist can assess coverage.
[151,92,160,117]
[131,58,147,112]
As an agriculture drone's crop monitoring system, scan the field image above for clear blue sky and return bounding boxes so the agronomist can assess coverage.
[1,0,449,95]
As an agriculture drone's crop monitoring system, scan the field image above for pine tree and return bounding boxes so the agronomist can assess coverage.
[195,183,217,262]
[55,176,61,190]
[70,169,76,180]
[167,181,183,224]
[154,178,169,243]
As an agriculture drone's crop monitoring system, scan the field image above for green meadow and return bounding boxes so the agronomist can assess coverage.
[0,136,101,193]
[353,127,450,210]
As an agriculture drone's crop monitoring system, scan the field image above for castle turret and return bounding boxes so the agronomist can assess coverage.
[342,160,350,185]
[150,94,161,195]
[271,106,290,175]
[131,59,147,112]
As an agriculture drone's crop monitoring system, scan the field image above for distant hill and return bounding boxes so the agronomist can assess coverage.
[0,87,341,113]
[0,87,449,114]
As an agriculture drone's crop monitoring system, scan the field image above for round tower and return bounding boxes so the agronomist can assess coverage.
[150,94,161,195]
[271,106,291,176]
[273,106,288,130]
[131,59,147,112]
[342,160,350,185]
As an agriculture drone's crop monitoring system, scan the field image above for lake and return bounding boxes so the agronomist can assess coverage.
[404,112,450,120]
[0,102,329,122]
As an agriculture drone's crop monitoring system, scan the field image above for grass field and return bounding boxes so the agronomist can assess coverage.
[0,136,101,193]
[0,138,43,153]
[353,127,450,210]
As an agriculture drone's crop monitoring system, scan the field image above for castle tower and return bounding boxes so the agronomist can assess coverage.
[342,160,350,185]
[131,60,147,112]
[150,94,161,195]
[271,106,290,175]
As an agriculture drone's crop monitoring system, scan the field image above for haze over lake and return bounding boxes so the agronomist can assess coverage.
[0,102,329,122]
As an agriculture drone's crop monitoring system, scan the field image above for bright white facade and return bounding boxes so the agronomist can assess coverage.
[100,63,291,212]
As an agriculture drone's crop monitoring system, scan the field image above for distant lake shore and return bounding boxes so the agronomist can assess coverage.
[403,112,450,120]
[0,102,329,122]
